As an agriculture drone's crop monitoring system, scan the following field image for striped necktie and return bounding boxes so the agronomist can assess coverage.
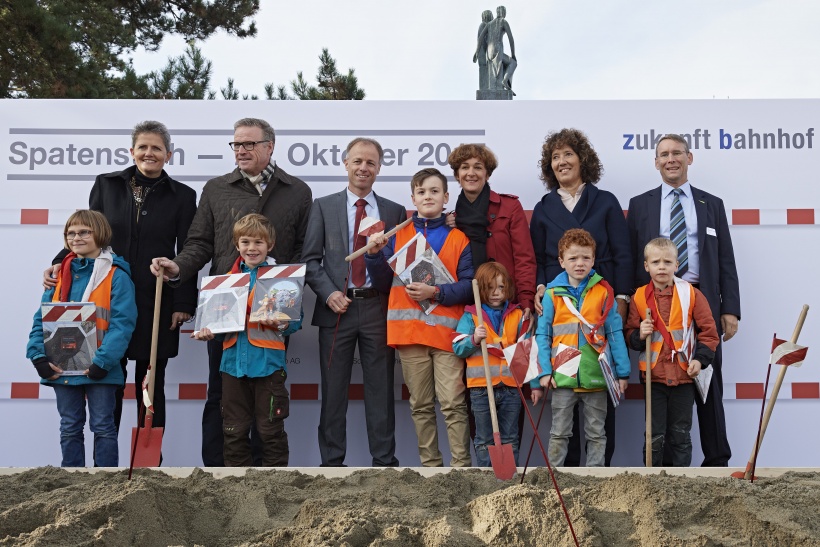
[670,188,688,276]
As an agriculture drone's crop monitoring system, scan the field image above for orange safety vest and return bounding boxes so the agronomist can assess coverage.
[386,223,469,352]
[465,309,524,388]
[53,267,115,346]
[550,284,609,357]
[223,284,286,351]
[632,281,696,372]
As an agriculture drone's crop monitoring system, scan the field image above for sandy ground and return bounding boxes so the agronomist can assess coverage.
[1,467,819,546]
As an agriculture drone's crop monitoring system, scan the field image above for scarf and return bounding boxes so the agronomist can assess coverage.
[58,248,115,302]
[455,183,491,269]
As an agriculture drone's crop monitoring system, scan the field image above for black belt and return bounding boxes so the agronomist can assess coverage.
[347,287,379,299]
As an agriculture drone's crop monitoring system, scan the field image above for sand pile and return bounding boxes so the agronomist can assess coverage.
[1,467,819,546]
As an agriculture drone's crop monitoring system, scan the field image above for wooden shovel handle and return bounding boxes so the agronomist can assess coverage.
[645,309,652,468]
[345,217,413,262]
[145,267,163,416]
[473,280,501,435]
[744,304,809,478]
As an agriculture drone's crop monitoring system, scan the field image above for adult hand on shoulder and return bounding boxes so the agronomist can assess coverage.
[616,299,628,324]
[534,285,546,316]
[445,211,456,228]
[43,265,59,290]
[327,291,351,315]
[721,314,739,341]
[170,312,191,330]
[150,257,179,281]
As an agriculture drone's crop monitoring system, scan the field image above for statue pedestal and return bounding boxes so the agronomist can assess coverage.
[476,89,513,101]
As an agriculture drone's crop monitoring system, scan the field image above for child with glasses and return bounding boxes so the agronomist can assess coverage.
[26,210,136,467]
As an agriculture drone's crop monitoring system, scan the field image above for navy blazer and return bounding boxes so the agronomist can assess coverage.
[530,184,633,295]
[627,184,741,329]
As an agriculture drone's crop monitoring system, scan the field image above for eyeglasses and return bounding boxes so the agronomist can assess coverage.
[65,230,94,240]
[228,140,271,151]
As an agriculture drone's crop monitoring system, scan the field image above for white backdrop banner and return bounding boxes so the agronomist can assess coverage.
[2,100,817,467]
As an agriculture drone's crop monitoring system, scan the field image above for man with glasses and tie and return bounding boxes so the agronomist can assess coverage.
[302,137,407,467]
[151,117,312,466]
[627,133,740,467]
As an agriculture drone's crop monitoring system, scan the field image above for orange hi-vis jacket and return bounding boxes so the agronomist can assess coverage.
[223,284,286,351]
[632,281,696,372]
[465,308,524,388]
[53,267,116,346]
[386,223,469,352]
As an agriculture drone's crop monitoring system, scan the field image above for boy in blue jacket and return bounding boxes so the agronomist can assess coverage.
[193,214,302,467]
[534,228,629,467]
[27,210,137,467]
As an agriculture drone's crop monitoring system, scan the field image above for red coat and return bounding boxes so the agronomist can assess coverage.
[485,190,537,312]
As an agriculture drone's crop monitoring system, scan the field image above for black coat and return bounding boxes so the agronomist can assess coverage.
[56,166,198,359]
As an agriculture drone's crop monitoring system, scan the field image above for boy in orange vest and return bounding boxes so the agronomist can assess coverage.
[366,168,474,467]
[27,210,137,467]
[193,214,302,466]
[626,237,718,466]
[534,228,630,467]
[453,262,536,466]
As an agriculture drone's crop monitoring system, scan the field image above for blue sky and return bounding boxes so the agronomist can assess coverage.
[130,0,820,100]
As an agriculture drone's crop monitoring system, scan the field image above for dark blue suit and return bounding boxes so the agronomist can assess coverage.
[530,184,633,295]
[627,184,741,466]
[530,184,633,466]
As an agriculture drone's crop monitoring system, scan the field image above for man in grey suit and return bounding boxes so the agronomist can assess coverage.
[302,137,407,466]
[627,134,740,467]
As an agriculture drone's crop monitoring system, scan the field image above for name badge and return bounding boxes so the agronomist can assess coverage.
[706,227,717,237]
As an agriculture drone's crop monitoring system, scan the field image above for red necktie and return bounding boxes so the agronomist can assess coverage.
[351,198,368,287]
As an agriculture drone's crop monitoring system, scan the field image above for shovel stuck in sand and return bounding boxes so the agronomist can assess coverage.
[472,280,517,480]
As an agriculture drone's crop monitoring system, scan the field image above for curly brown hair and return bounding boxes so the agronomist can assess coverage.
[447,144,498,179]
[538,128,603,190]
[557,228,597,258]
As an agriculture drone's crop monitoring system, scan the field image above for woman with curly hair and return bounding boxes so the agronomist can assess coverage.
[530,127,633,466]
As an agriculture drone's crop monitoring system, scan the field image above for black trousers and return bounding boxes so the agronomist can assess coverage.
[112,357,169,430]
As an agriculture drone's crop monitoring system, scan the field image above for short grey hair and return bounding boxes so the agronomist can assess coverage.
[656,134,690,157]
[346,137,384,163]
[234,118,275,144]
[132,120,171,151]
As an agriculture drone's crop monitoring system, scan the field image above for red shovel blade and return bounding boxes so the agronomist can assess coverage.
[130,425,164,467]
[488,432,517,480]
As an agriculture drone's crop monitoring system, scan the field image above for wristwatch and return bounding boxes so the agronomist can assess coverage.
[615,294,631,303]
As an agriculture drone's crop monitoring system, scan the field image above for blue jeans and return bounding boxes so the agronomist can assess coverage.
[470,385,521,467]
[53,384,118,467]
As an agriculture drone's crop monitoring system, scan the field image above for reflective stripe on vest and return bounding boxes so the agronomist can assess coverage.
[53,266,116,346]
[223,285,286,350]
[549,284,608,356]
[386,223,469,352]
[633,281,696,372]
[465,309,523,388]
